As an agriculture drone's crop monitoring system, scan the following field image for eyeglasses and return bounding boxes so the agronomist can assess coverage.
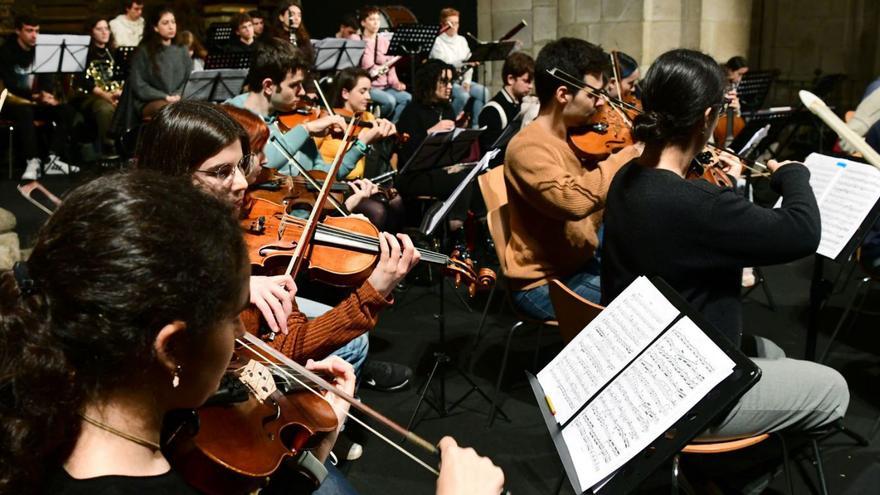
[194,154,255,183]
[439,77,453,85]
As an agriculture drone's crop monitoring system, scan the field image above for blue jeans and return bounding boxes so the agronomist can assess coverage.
[512,258,602,320]
[370,87,411,123]
[451,82,487,127]
[312,460,359,495]
[329,333,369,378]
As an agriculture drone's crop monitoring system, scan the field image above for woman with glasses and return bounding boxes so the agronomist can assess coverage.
[134,101,419,376]
[601,48,849,440]
[429,8,486,127]
[394,59,478,253]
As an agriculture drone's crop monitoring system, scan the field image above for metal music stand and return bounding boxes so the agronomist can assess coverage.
[31,34,90,74]
[387,24,443,88]
[182,69,247,103]
[312,38,366,74]
[737,69,779,112]
[206,22,234,50]
[204,51,252,70]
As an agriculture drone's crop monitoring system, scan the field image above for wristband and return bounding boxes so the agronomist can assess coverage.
[353,139,370,154]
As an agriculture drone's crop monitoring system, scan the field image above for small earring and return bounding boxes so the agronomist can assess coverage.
[172,365,181,388]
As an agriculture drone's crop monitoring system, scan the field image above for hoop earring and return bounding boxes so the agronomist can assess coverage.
[172,365,181,388]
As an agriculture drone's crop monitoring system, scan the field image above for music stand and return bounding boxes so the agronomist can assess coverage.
[737,69,779,112]
[204,52,252,70]
[31,34,90,74]
[312,38,366,73]
[206,22,234,50]
[387,24,444,88]
[404,134,504,429]
[466,40,516,84]
[182,69,247,103]
[114,46,137,81]
[399,128,483,177]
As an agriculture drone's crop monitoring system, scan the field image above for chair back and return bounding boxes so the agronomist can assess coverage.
[548,279,604,343]
[478,166,507,213]
[486,205,511,275]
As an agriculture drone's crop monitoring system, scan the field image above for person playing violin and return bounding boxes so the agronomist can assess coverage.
[721,55,749,119]
[313,66,405,232]
[0,172,504,495]
[477,51,534,166]
[503,38,640,320]
[604,51,640,102]
[134,102,418,387]
[601,48,849,440]
[225,39,396,179]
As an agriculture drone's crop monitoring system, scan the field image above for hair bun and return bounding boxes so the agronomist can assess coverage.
[632,110,671,143]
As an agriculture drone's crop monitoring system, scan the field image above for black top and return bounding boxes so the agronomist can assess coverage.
[44,467,200,494]
[0,34,35,96]
[76,44,119,94]
[395,99,455,167]
[225,38,255,54]
[601,161,820,346]
[478,88,520,163]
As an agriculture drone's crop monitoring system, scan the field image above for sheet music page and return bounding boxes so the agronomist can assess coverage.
[803,154,880,259]
[537,276,679,425]
[560,317,735,492]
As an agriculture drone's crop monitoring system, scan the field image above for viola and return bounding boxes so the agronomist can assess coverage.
[241,196,491,294]
[713,84,745,147]
[568,103,636,161]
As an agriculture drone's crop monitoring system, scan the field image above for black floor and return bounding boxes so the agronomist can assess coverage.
[2,174,879,495]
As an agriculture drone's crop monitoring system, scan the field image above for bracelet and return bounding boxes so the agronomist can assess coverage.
[353,139,370,154]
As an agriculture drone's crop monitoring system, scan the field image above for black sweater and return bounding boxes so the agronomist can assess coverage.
[601,161,820,346]
[395,99,455,167]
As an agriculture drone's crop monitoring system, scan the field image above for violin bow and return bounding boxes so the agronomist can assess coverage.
[283,116,360,280]
[312,80,335,116]
[608,51,632,126]
[547,67,641,114]
[268,129,350,216]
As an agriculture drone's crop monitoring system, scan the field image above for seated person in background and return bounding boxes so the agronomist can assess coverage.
[270,0,314,63]
[335,12,359,39]
[315,67,404,232]
[249,9,268,41]
[0,13,77,180]
[177,30,207,71]
[478,51,534,164]
[0,172,504,495]
[136,101,415,389]
[504,38,640,319]
[604,51,640,101]
[109,0,144,47]
[430,7,486,126]
[72,16,123,159]
[395,59,480,254]
[112,6,191,136]
[355,6,412,123]
[227,12,256,54]
[602,48,849,440]
[226,40,394,179]
[721,55,748,116]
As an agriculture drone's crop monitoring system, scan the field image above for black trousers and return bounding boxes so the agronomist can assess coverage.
[0,102,75,161]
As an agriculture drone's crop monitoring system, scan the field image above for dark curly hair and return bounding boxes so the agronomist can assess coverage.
[413,58,455,106]
[631,49,726,146]
[534,37,608,106]
[0,171,248,492]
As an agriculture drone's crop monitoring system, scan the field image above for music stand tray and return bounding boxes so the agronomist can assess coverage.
[387,24,441,57]
[398,128,483,177]
[467,40,516,64]
[182,69,247,103]
[312,38,366,72]
[32,34,90,74]
[205,52,252,70]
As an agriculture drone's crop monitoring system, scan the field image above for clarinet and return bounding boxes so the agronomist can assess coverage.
[288,13,297,47]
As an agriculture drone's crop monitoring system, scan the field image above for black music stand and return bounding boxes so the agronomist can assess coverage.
[204,51,253,70]
[733,106,797,156]
[402,131,504,429]
[312,38,365,74]
[206,22,234,50]
[182,69,247,103]
[737,69,779,112]
[531,277,761,494]
[387,24,443,88]
[114,46,136,80]
[466,39,516,84]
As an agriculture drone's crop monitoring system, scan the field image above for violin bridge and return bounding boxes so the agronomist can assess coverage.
[238,360,277,402]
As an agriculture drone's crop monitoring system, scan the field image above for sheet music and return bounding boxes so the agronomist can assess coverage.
[561,317,735,492]
[802,153,880,259]
[537,276,679,425]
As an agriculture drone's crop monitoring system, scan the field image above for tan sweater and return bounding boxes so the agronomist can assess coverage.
[503,123,638,291]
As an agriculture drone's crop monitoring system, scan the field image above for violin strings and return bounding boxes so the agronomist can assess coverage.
[235,336,440,476]
[273,214,450,265]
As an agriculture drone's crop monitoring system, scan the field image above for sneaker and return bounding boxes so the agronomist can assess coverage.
[741,267,756,288]
[345,442,363,461]
[361,360,412,392]
[44,155,80,175]
[21,158,42,181]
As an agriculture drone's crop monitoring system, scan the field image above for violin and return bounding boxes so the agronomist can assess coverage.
[163,339,338,494]
[277,102,322,132]
[687,147,736,188]
[241,196,491,294]
[713,84,745,147]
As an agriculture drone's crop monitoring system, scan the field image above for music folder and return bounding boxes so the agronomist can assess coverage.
[530,276,760,494]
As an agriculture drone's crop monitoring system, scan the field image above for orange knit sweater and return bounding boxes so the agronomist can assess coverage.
[503,123,639,291]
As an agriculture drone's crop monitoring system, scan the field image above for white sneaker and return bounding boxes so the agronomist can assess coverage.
[44,155,79,175]
[345,442,363,461]
[21,158,42,181]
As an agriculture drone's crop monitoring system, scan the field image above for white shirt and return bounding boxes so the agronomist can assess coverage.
[109,14,144,47]
[430,33,473,84]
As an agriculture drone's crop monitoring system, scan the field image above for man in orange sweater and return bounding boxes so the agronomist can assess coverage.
[504,38,639,320]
